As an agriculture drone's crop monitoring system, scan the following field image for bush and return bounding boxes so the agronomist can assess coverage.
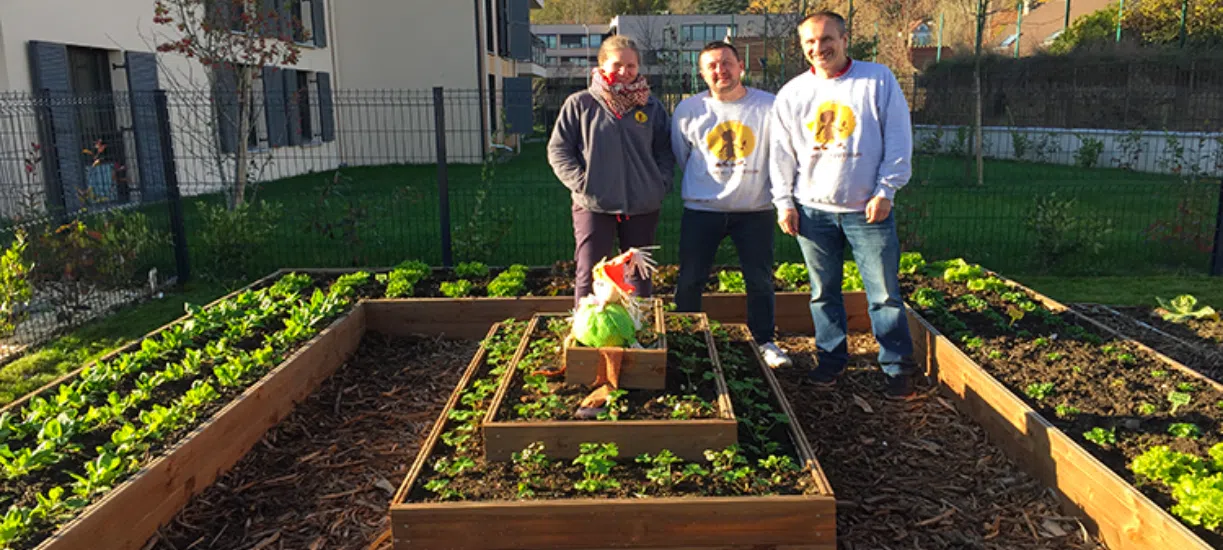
[196,200,281,282]
[1025,193,1114,270]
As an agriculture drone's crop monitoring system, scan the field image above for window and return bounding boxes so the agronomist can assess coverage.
[289,0,316,43]
[681,24,736,43]
[485,0,495,53]
[542,34,558,48]
[248,71,268,149]
[589,34,602,48]
[296,71,313,140]
[488,74,497,133]
[559,34,586,49]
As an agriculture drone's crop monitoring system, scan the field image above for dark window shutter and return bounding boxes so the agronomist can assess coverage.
[213,65,239,154]
[27,40,84,214]
[283,68,302,146]
[279,0,292,40]
[124,51,167,203]
[502,77,533,134]
[497,0,509,57]
[317,72,334,142]
[508,0,531,62]
[312,0,327,47]
[263,66,288,147]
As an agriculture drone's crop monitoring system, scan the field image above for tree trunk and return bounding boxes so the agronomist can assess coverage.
[232,66,252,209]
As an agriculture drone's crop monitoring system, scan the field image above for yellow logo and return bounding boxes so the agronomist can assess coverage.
[705,121,757,162]
[805,101,856,150]
[634,111,649,123]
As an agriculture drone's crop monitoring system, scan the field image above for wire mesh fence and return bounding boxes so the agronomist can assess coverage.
[0,70,1220,362]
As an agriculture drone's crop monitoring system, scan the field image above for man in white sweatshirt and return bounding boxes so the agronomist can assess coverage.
[671,41,792,369]
[769,11,918,400]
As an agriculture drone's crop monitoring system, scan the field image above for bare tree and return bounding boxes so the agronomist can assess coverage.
[151,0,304,208]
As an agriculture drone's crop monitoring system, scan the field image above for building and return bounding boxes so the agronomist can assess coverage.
[0,0,543,220]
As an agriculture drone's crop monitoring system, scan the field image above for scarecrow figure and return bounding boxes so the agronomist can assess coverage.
[570,247,657,418]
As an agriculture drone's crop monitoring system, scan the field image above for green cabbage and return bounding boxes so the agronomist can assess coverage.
[572,302,637,348]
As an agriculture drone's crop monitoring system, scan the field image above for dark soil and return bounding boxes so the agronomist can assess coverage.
[493,314,721,422]
[147,332,476,550]
[900,272,1223,546]
[1072,303,1223,381]
[770,331,1106,549]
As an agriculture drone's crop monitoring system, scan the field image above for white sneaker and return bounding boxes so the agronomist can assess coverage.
[759,342,793,369]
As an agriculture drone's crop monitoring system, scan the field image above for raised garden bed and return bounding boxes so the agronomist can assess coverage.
[481,312,736,462]
[1072,301,1223,382]
[390,311,836,549]
[898,257,1221,550]
[0,272,365,550]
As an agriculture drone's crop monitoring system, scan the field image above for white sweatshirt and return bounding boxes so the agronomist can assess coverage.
[671,87,775,212]
[769,60,913,213]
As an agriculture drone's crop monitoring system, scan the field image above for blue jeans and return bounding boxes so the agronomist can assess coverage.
[674,208,775,344]
[795,206,915,378]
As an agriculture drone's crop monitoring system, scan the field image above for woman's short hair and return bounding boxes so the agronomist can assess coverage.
[598,35,642,64]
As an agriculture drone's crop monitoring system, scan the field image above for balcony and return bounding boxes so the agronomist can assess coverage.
[518,34,549,78]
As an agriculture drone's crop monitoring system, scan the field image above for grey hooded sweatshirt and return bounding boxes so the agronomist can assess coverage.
[546,87,675,215]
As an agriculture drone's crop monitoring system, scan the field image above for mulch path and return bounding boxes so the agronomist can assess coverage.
[771,332,1105,550]
[147,332,475,550]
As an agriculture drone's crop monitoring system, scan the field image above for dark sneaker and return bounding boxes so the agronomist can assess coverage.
[806,368,840,388]
[884,375,916,401]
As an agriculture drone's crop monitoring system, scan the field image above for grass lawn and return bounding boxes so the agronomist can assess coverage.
[1014,274,1223,308]
[140,142,1217,280]
[0,281,231,407]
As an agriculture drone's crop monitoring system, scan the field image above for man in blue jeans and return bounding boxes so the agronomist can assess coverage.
[671,41,792,369]
[769,12,918,399]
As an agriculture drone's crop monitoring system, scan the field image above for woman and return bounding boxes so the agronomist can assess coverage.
[547,35,675,305]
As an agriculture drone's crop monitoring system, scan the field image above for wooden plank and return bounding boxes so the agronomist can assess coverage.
[364,297,571,339]
[904,309,1212,550]
[700,291,870,334]
[483,418,738,462]
[391,322,505,505]
[0,270,284,416]
[562,336,667,390]
[391,496,836,550]
[37,303,367,550]
[563,299,668,389]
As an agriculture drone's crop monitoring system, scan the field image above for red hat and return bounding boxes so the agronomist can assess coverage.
[592,247,656,297]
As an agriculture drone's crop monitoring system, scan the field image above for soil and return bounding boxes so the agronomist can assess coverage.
[771,331,1106,549]
[493,313,721,422]
[147,332,477,550]
[1072,303,1223,380]
[900,272,1223,545]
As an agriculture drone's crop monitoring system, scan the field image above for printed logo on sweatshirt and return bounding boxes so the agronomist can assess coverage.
[806,100,857,151]
[705,121,757,166]
[634,111,649,124]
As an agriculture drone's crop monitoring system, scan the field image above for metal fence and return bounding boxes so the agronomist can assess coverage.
[0,75,1221,361]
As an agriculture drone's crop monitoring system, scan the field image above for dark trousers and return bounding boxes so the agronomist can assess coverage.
[674,208,776,344]
[572,204,660,304]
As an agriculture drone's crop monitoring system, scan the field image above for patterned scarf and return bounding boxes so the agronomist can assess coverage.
[590,68,651,119]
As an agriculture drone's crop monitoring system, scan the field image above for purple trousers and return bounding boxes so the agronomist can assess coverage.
[571,203,659,305]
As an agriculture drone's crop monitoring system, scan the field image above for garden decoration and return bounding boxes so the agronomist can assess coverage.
[570,247,657,418]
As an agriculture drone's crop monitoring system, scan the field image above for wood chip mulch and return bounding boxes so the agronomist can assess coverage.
[772,332,1107,550]
[146,332,476,550]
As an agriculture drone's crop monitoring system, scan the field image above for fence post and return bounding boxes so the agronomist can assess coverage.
[1211,184,1223,276]
[153,90,191,283]
[433,86,453,268]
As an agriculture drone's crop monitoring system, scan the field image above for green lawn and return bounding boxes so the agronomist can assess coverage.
[138,142,1217,281]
